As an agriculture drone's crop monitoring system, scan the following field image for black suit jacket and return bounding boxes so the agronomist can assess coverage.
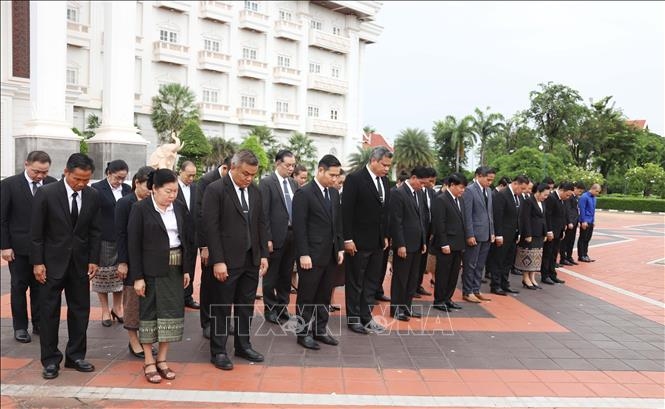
[202,175,269,269]
[196,167,222,248]
[1,173,57,254]
[545,191,566,235]
[389,184,426,252]
[259,172,298,249]
[91,179,131,242]
[30,180,102,279]
[519,196,546,239]
[342,167,390,250]
[422,186,435,234]
[493,187,520,241]
[127,197,195,280]
[430,190,466,252]
[176,181,197,214]
[292,181,343,266]
[564,194,579,225]
[114,192,138,266]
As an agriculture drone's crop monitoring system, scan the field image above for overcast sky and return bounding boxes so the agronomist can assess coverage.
[362,1,664,149]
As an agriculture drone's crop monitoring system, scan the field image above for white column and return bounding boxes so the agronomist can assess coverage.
[22,1,77,140]
[90,1,145,144]
[296,4,310,136]
[344,20,361,164]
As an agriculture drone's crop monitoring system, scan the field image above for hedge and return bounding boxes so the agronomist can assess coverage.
[596,196,665,212]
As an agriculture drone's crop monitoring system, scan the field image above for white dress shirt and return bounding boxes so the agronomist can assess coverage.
[178,179,191,210]
[152,196,181,248]
[108,180,123,202]
[24,170,43,191]
[64,181,82,213]
[230,176,250,209]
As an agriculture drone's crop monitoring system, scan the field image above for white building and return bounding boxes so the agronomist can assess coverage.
[0,1,383,178]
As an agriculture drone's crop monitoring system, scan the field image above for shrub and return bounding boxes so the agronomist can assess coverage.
[596,196,665,212]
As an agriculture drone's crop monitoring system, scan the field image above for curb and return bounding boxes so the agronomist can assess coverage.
[597,209,665,215]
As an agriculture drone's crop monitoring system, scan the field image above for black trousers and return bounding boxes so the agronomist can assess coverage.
[541,230,563,279]
[9,254,41,331]
[434,250,463,305]
[40,259,90,367]
[488,233,518,290]
[262,231,295,316]
[344,248,382,325]
[560,224,578,261]
[200,261,212,329]
[209,252,258,356]
[390,251,420,315]
[577,223,594,258]
[416,251,428,290]
[375,247,390,297]
[296,255,335,337]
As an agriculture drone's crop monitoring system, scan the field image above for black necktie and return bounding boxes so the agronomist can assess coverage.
[413,190,418,207]
[324,187,332,211]
[376,176,384,204]
[514,194,520,208]
[483,188,488,207]
[455,197,460,211]
[239,188,251,251]
[71,192,79,227]
[31,181,39,196]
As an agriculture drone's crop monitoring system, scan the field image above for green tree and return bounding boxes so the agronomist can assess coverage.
[470,107,504,166]
[347,146,372,173]
[625,163,665,197]
[431,120,458,178]
[239,134,270,177]
[248,125,281,162]
[288,132,318,172]
[203,137,237,171]
[634,131,665,169]
[177,120,212,175]
[432,115,475,172]
[490,146,566,182]
[150,83,200,143]
[526,82,584,152]
[73,113,101,154]
[393,128,435,173]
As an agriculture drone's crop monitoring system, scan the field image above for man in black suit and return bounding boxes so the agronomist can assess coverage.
[487,175,529,295]
[541,181,574,285]
[342,146,393,334]
[31,153,102,379]
[196,157,231,338]
[292,155,344,349]
[1,151,57,343]
[559,182,585,266]
[177,160,200,309]
[414,167,436,298]
[259,150,298,324]
[203,150,269,371]
[389,167,428,321]
[430,173,467,312]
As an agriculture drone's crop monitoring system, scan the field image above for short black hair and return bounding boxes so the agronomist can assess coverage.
[26,151,51,164]
[558,181,574,191]
[132,166,154,191]
[498,176,511,187]
[147,168,177,190]
[533,182,550,194]
[425,167,437,178]
[318,154,341,170]
[222,156,232,168]
[475,166,495,176]
[574,181,586,190]
[293,164,307,176]
[66,153,95,173]
[105,159,128,175]
[410,165,429,179]
[397,170,409,183]
[275,149,294,163]
[513,175,530,185]
[542,177,555,185]
[447,172,468,186]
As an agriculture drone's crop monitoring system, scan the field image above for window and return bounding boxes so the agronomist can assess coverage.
[244,1,258,12]
[310,20,322,30]
[202,89,219,104]
[331,66,340,78]
[330,108,338,120]
[276,101,289,113]
[332,26,342,36]
[279,10,292,21]
[307,106,319,118]
[241,95,256,108]
[242,47,257,60]
[309,62,320,74]
[66,68,78,85]
[160,29,178,43]
[277,55,291,68]
[204,39,220,52]
[66,7,78,22]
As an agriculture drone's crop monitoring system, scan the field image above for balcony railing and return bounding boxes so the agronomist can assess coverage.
[154,1,191,13]
[67,21,90,48]
[237,59,268,80]
[272,112,300,130]
[237,107,267,125]
[66,84,88,95]
[238,9,270,32]
[199,1,233,23]
[274,19,302,41]
[307,74,348,95]
[309,28,350,54]
[272,66,301,86]
[306,118,346,137]
[198,50,232,72]
[153,41,190,65]
[198,102,231,120]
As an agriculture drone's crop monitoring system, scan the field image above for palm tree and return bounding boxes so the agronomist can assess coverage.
[289,132,318,171]
[470,106,504,166]
[151,83,200,143]
[393,128,435,173]
[202,137,237,171]
[347,146,372,173]
[248,125,281,162]
[439,115,475,172]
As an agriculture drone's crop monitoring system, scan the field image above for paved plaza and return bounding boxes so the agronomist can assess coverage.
[1,212,663,408]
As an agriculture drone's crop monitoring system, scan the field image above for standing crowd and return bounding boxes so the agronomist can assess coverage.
[1,147,600,382]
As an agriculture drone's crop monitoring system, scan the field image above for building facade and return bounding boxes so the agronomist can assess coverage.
[0,1,383,178]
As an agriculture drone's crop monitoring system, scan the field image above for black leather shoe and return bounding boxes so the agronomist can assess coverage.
[14,329,31,343]
[365,321,386,333]
[211,354,233,370]
[329,305,341,312]
[578,256,595,262]
[394,312,410,321]
[541,277,556,285]
[445,301,462,310]
[185,299,201,310]
[502,287,520,294]
[203,325,211,339]
[314,334,339,346]
[568,258,579,265]
[555,263,561,268]
[416,286,432,296]
[347,323,368,334]
[235,348,264,362]
[101,317,112,327]
[552,277,566,284]
[297,335,321,350]
[42,364,59,379]
[412,293,422,299]
[405,309,422,318]
[64,359,95,372]
[128,343,145,359]
[32,324,40,335]
[432,304,449,312]
[559,259,573,266]
[374,294,391,302]
[264,311,281,325]
[490,288,507,296]
[481,278,489,284]
[278,311,291,322]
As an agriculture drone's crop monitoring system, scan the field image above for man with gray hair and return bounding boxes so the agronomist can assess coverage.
[342,146,393,334]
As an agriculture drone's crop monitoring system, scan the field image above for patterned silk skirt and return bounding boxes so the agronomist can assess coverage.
[139,262,185,344]
[91,240,123,293]
[514,238,544,273]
